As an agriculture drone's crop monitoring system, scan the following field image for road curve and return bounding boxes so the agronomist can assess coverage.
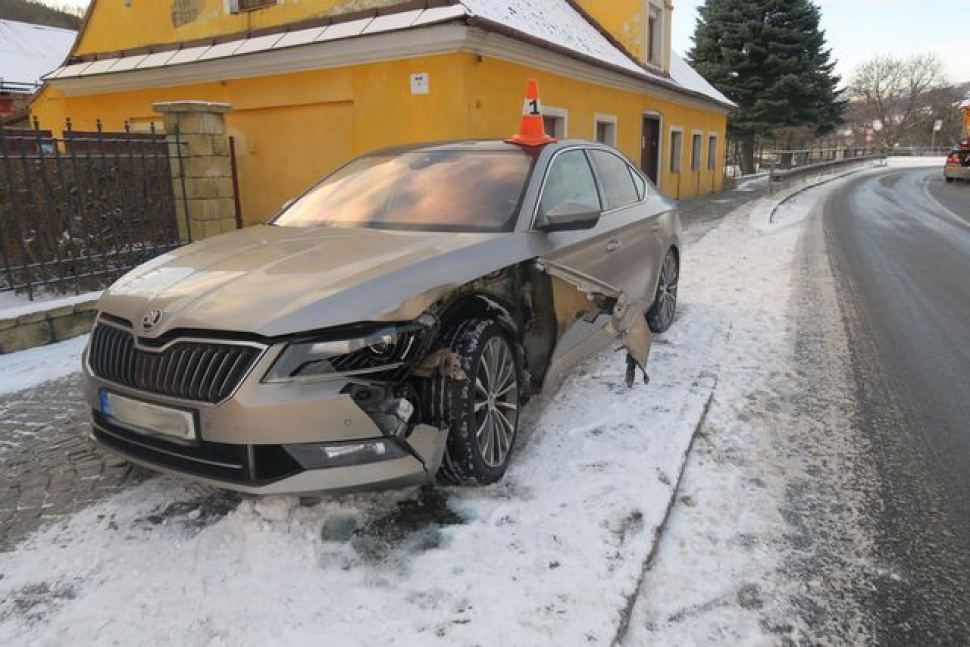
[823,165,970,643]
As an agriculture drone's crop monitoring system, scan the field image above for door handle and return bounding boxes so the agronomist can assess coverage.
[606,239,621,252]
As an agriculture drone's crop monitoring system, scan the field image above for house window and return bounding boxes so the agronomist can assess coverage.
[708,134,718,170]
[669,129,682,173]
[230,0,277,13]
[647,3,663,66]
[594,114,617,146]
[542,106,568,138]
[691,133,702,171]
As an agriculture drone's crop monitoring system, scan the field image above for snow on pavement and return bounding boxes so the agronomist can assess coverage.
[625,170,885,643]
[0,291,101,321]
[0,172,848,643]
[0,335,88,397]
[0,277,732,641]
[624,195,808,644]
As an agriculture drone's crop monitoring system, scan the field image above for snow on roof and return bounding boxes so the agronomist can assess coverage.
[0,19,76,88]
[670,51,734,107]
[458,1,730,105]
[458,0,648,77]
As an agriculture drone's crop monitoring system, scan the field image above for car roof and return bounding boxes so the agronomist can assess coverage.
[363,139,616,156]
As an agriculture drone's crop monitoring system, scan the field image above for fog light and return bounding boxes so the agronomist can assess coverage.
[285,439,408,469]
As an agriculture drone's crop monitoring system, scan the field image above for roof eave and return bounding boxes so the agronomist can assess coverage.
[466,15,736,112]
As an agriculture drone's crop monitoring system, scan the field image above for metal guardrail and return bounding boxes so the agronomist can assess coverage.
[766,149,888,195]
[889,147,954,158]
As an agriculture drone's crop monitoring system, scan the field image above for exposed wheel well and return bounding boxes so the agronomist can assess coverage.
[423,263,558,399]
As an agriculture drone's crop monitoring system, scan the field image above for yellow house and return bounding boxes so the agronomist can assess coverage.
[33,0,734,227]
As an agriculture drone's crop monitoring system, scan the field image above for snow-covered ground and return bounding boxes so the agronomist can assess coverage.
[624,165,911,643]
[0,335,88,397]
[0,167,878,644]
[624,188,821,643]
[0,254,736,644]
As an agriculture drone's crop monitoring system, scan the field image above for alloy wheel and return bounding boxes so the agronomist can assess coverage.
[656,252,679,330]
[473,336,518,468]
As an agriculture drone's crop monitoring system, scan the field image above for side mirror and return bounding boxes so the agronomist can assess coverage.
[537,200,601,232]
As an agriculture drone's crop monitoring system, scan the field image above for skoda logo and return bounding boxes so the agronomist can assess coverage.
[142,308,163,331]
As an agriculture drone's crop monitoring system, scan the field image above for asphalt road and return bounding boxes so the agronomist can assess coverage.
[823,165,970,643]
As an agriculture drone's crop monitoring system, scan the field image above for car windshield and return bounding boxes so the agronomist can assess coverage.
[272,149,537,232]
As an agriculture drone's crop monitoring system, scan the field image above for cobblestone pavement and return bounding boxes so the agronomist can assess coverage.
[0,374,149,551]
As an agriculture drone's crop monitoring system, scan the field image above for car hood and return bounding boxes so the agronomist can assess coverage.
[100,225,545,339]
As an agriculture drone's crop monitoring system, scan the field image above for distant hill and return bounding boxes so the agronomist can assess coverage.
[0,0,82,30]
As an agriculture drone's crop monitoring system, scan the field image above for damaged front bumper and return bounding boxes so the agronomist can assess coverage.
[83,339,447,495]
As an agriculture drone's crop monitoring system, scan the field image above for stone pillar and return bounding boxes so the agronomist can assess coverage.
[154,101,237,242]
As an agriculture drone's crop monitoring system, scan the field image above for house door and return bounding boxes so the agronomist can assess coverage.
[641,116,661,185]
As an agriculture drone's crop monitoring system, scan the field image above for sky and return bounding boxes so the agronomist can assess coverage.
[49,0,969,83]
[671,0,969,84]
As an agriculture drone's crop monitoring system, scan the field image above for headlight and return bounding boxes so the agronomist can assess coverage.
[264,324,423,383]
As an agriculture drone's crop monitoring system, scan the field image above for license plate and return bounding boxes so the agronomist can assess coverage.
[100,389,196,442]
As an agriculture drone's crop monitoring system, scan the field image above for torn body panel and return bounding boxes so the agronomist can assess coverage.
[536,259,653,386]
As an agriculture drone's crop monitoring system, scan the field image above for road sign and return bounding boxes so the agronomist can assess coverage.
[933,120,943,132]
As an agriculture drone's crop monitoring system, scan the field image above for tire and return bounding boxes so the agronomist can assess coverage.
[647,249,679,334]
[435,318,520,485]
[946,177,955,183]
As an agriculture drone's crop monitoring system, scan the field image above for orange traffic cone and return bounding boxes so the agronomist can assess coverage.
[506,79,556,147]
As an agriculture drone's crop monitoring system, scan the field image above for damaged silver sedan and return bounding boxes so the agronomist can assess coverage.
[83,140,681,494]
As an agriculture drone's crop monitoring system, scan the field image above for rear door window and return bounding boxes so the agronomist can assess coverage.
[629,166,647,200]
[589,150,640,211]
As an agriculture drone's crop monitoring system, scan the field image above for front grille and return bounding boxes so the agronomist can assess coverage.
[89,322,263,403]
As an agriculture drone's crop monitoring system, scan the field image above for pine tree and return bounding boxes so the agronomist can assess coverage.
[688,0,846,174]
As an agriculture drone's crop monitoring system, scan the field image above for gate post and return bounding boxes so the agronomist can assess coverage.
[154,101,236,242]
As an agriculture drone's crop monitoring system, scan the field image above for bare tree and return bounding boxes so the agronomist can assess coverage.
[849,54,949,147]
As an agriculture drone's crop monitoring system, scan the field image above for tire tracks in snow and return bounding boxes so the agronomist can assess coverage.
[610,378,718,646]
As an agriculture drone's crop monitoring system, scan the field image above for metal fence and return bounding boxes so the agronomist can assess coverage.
[0,119,188,300]
[889,147,953,158]
[766,147,888,195]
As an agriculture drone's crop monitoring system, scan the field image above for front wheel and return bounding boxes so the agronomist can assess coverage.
[435,318,520,485]
[647,249,679,334]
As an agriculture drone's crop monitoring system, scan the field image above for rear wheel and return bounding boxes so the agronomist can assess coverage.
[647,249,679,334]
[435,318,520,485]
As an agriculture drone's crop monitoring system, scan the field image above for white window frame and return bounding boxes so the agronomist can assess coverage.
[707,132,719,171]
[646,1,665,68]
[542,106,569,138]
[669,126,683,174]
[690,129,703,171]
[593,113,617,147]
